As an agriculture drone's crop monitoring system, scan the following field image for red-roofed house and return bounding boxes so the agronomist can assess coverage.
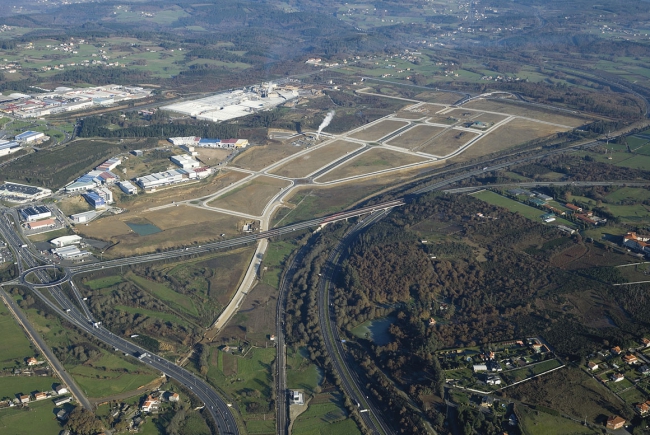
[34,392,47,401]
[611,346,622,355]
[636,401,650,415]
[565,203,582,212]
[26,357,37,366]
[606,415,626,430]
[624,354,638,364]
[141,395,159,412]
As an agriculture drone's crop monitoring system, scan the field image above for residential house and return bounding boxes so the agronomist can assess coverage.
[26,357,37,366]
[624,354,638,364]
[473,364,488,372]
[486,375,502,385]
[635,401,650,415]
[480,396,495,408]
[639,365,650,375]
[34,392,47,401]
[55,385,68,395]
[611,373,625,382]
[606,415,626,430]
[167,392,179,402]
[19,395,29,404]
[141,395,159,413]
[642,337,650,348]
[531,343,543,353]
[56,409,69,421]
[611,346,622,355]
[587,361,599,371]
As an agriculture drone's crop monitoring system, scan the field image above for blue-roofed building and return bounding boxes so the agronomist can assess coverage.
[198,138,221,147]
[15,131,45,143]
[83,191,106,209]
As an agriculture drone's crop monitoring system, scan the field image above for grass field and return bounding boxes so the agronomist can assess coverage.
[232,143,305,171]
[419,129,480,156]
[472,191,575,227]
[414,92,461,105]
[85,275,123,290]
[0,375,59,400]
[261,240,297,288]
[209,176,290,216]
[78,206,245,257]
[286,347,321,394]
[0,399,63,435]
[518,406,598,435]
[0,301,35,368]
[348,119,408,141]
[463,99,588,127]
[127,272,198,317]
[315,148,427,182]
[292,393,360,435]
[269,141,363,178]
[385,125,446,150]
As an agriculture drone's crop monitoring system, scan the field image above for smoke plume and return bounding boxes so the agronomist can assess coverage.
[316,110,335,139]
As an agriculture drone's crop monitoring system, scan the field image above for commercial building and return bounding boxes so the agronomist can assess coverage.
[51,235,82,247]
[83,191,106,209]
[171,154,200,169]
[65,166,120,192]
[19,205,51,222]
[0,140,21,156]
[118,180,137,195]
[51,246,90,260]
[96,157,121,172]
[71,211,97,223]
[168,136,249,149]
[94,187,113,204]
[15,131,46,144]
[27,218,56,230]
[0,182,52,203]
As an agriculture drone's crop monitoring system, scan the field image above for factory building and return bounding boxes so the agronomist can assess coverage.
[50,235,82,247]
[0,140,21,156]
[0,182,52,203]
[71,211,97,223]
[168,137,249,149]
[15,131,46,144]
[94,187,114,204]
[130,150,143,157]
[51,246,90,260]
[96,158,121,172]
[19,205,52,222]
[118,180,137,195]
[168,137,199,146]
[27,218,56,230]
[170,154,200,169]
[83,191,106,209]
[135,168,198,190]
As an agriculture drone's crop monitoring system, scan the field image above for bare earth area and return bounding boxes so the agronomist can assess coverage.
[385,125,446,150]
[231,142,305,171]
[463,99,588,127]
[348,119,408,141]
[195,148,232,165]
[316,147,427,182]
[208,175,291,216]
[269,140,363,178]
[413,92,463,105]
[419,129,480,156]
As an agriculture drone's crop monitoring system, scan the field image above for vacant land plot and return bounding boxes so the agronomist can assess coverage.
[269,141,363,178]
[472,191,575,227]
[57,195,93,216]
[457,119,567,161]
[209,176,290,216]
[474,112,510,124]
[414,91,462,105]
[85,275,123,290]
[292,392,360,435]
[215,282,278,343]
[195,148,231,164]
[0,301,35,368]
[260,240,298,288]
[518,406,598,435]
[606,187,650,202]
[231,142,305,171]
[393,110,427,120]
[316,148,427,182]
[385,125,446,150]
[0,399,64,435]
[78,206,245,257]
[463,99,587,127]
[348,120,408,141]
[419,129,480,156]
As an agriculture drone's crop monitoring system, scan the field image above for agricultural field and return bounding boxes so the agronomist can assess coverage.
[348,119,408,141]
[517,406,598,435]
[0,399,64,435]
[231,143,306,171]
[419,129,480,156]
[286,347,321,394]
[0,300,35,369]
[462,99,588,127]
[315,148,427,182]
[260,240,298,288]
[457,119,567,161]
[269,141,362,178]
[0,375,59,401]
[472,191,575,227]
[208,176,291,216]
[384,125,446,150]
[77,206,247,257]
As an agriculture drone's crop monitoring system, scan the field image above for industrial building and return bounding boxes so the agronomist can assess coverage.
[50,235,82,247]
[65,158,120,192]
[130,150,143,157]
[71,211,97,223]
[0,182,52,203]
[96,157,121,172]
[161,82,299,123]
[94,187,114,204]
[27,218,56,230]
[19,205,51,222]
[118,180,137,195]
[170,154,200,169]
[15,131,46,144]
[0,140,21,156]
[51,245,90,260]
[168,136,249,149]
[83,191,106,209]
[135,168,198,190]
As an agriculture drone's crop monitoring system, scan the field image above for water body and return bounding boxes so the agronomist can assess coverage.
[126,222,162,236]
[351,316,395,346]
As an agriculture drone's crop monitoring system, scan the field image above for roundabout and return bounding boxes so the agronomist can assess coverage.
[20,265,71,288]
